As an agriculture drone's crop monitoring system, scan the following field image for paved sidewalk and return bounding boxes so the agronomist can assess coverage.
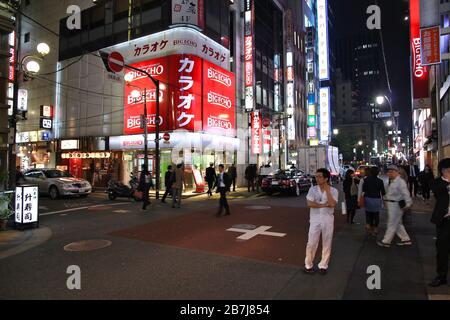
[0,226,52,260]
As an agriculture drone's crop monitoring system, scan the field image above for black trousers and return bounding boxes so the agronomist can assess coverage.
[161,187,172,202]
[422,185,431,200]
[142,186,150,209]
[409,177,419,196]
[436,219,450,279]
[247,179,255,192]
[207,180,214,195]
[217,187,230,215]
[231,177,236,191]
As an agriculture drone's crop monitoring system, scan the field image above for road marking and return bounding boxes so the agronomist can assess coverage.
[40,202,128,216]
[227,225,286,241]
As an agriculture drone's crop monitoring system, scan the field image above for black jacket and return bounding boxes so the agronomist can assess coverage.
[138,172,154,191]
[164,171,173,188]
[228,166,237,179]
[407,165,420,179]
[431,178,449,226]
[214,172,231,192]
[205,167,216,182]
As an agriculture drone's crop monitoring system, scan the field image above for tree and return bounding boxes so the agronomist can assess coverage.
[331,132,355,162]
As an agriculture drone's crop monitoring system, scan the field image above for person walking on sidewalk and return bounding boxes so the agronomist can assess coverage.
[214,164,231,217]
[343,169,359,224]
[161,165,174,203]
[377,165,413,248]
[429,158,450,287]
[205,163,216,197]
[245,164,256,192]
[407,160,420,197]
[172,163,185,208]
[418,164,434,202]
[139,165,153,210]
[227,163,237,192]
[362,166,386,236]
[303,168,338,275]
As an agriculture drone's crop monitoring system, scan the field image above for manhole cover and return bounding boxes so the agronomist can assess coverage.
[64,240,112,252]
[245,206,272,210]
[232,224,256,230]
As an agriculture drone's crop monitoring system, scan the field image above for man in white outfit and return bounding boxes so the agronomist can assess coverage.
[304,168,339,275]
[377,165,413,247]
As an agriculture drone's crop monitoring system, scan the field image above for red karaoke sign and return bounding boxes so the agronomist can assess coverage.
[124,55,234,136]
[410,0,430,106]
[203,60,236,136]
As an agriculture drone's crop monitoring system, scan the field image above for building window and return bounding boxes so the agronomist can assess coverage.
[24,33,30,43]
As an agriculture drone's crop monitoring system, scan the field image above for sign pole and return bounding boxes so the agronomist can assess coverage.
[143,88,148,172]
[155,80,160,200]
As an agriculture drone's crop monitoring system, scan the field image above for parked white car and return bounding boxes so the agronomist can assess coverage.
[22,169,92,200]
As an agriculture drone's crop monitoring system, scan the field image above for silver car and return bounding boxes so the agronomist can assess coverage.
[23,169,92,200]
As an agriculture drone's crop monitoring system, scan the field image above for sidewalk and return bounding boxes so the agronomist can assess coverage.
[0,226,52,260]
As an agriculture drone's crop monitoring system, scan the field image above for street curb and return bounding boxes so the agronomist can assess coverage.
[0,227,52,260]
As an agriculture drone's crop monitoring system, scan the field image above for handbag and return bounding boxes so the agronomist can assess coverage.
[358,196,365,208]
[399,200,406,209]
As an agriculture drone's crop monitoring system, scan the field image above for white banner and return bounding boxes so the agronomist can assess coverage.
[319,87,330,142]
[107,27,230,71]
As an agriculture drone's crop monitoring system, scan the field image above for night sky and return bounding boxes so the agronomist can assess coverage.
[331,0,411,133]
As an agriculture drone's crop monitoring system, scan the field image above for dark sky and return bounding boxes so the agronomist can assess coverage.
[331,0,411,133]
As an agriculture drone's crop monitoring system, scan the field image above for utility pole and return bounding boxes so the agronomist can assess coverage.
[0,3,15,189]
[143,88,148,171]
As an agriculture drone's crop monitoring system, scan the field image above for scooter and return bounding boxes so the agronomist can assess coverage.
[107,174,140,201]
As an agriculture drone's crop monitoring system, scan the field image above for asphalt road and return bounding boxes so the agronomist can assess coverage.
[0,186,448,300]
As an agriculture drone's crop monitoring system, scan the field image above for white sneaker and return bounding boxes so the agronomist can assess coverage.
[396,240,412,246]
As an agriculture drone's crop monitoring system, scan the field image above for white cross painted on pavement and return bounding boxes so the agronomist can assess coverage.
[227,226,286,241]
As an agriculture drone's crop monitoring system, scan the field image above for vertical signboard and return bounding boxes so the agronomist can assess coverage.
[203,60,236,136]
[18,89,28,112]
[244,0,255,111]
[420,26,441,66]
[317,0,329,81]
[15,186,39,225]
[124,57,170,135]
[170,54,203,131]
[410,0,431,109]
[172,0,204,29]
[251,111,261,154]
[319,87,330,142]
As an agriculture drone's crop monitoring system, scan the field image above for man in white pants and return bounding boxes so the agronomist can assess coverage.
[304,168,339,275]
[377,165,413,248]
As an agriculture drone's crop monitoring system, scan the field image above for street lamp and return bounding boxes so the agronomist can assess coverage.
[358,140,363,146]
[124,68,161,199]
[9,42,50,188]
[333,129,339,135]
[376,94,398,151]
[386,120,393,127]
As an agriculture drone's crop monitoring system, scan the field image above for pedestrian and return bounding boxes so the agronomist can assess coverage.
[161,165,174,203]
[428,158,450,287]
[377,165,413,247]
[15,166,24,185]
[138,165,153,210]
[171,163,185,208]
[205,163,216,197]
[214,164,231,217]
[407,160,420,197]
[362,166,386,236]
[227,163,237,192]
[245,164,254,192]
[357,167,370,209]
[418,164,434,202]
[343,169,359,224]
[303,168,339,275]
